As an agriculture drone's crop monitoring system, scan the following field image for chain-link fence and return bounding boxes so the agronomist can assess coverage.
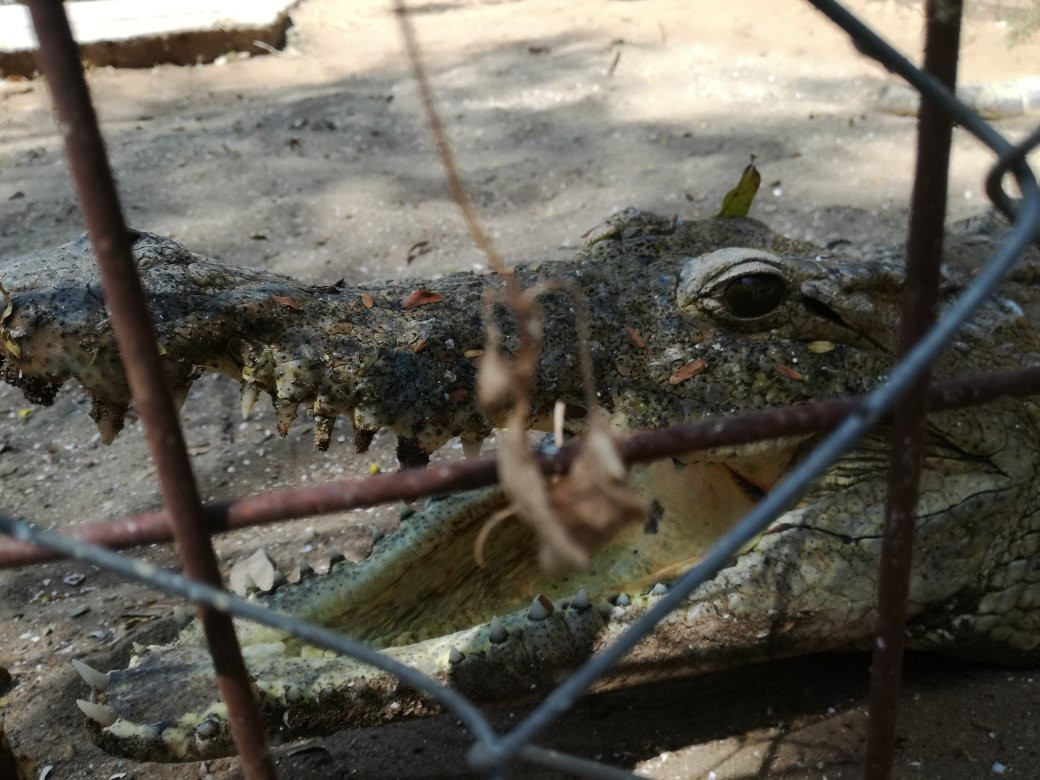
[1,0,1039,777]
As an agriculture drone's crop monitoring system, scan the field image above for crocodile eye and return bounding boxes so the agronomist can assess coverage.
[722,273,787,318]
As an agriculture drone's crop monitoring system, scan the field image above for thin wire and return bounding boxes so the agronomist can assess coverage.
[0,511,498,748]
[472,161,1040,771]
[516,746,642,779]
[467,9,1040,754]
[4,2,1038,777]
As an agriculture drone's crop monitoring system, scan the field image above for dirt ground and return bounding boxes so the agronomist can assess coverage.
[0,0,1038,777]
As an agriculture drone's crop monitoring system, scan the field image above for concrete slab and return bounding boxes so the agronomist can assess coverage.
[0,0,296,77]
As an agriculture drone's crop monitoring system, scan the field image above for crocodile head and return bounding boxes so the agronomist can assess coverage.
[2,209,1039,761]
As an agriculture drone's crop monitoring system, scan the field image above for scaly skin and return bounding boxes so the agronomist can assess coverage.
[2,209,1039,762]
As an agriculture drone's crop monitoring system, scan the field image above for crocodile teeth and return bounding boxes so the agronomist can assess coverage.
[196,718,219,738]
[72,659,109,691]
[95,411,122,445]
[614,593,631,607]
[274,398,298,436]
[77,698,117,726]
[171,386,189,412]
[649,582,669,596]
[488,617,507,644]
[527,594,553,620]
[572,588,591,610]
[448,646,464,664]
[313,414,335,451]
[461,438,484,459]
[240,382,260,419]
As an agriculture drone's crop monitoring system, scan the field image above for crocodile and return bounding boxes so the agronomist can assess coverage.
[2,208,1039,762]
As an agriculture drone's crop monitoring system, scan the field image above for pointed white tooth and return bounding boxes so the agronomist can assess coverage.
[527,594,552,621]
[553,399,566,448]
[448,646,464,665]
[72,659,109,691]
[97,413,120,445]
[461,438,484,459]
[77,699,117,726]
[572,588,591,610]
[488,617,507,644]
[141,723,163,740]
[614,593,631,607]
[274,398,298,437]
[650,582,668,596]
[240,382,260,419]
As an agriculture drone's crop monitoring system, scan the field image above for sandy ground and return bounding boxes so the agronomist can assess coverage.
[0,0,1038,777]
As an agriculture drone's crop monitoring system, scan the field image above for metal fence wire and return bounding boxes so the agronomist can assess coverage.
[1,0,1039,777]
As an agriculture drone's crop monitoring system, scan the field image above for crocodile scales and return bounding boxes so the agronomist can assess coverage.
[1,208,1038,762]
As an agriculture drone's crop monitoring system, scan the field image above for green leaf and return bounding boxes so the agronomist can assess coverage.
[716,154,761,218]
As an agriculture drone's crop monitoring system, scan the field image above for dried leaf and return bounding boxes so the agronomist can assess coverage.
[360,292,374,309]
[229,549,279,595]
[0,281,11,323]
[402,289,444,309]
[716,154,761,218]
[272,295,300,310]
[246,549,278,592]
[545,418,647,573]
[669,358,707,385]
[623,325,646,348]
[775,364,804,381]
[406,239,431,264]
[495,408,588,572]
[1,336,19,358]
[447,388,469,403]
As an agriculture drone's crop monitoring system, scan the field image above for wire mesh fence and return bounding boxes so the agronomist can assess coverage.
[1,0,1039,777]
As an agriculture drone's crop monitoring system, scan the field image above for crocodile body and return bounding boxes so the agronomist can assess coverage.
[2,209,1040,762]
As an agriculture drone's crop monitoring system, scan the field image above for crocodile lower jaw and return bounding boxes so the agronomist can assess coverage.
[73,450,790,762]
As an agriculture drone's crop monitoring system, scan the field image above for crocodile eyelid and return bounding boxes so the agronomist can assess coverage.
[677,248,787,310]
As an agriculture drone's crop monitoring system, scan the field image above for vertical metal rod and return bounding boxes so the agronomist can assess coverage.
[864,1,963,777]
[24,3,277,777]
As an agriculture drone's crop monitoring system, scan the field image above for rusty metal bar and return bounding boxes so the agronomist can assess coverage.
[3,364,1040,569]
[865,1,963,777]
[23,3,277,777]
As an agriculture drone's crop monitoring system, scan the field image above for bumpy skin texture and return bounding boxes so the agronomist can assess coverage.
[2,210,1040,762]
